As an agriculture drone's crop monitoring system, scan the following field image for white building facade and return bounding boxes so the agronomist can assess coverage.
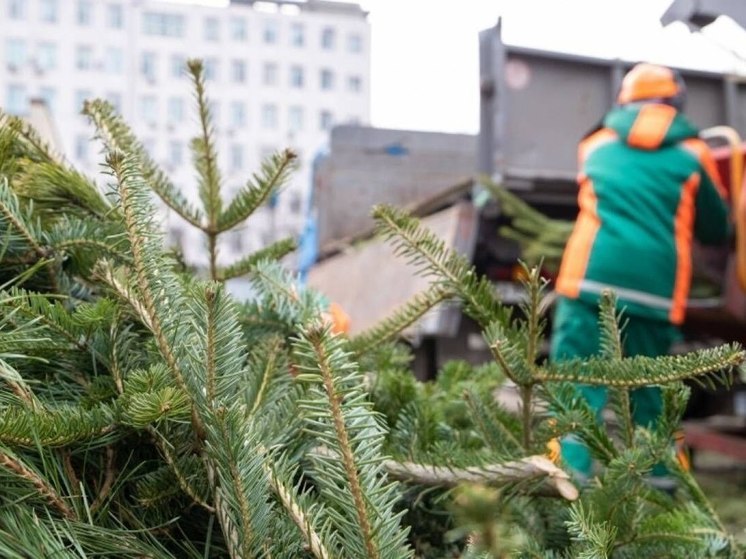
[0,0,370,267]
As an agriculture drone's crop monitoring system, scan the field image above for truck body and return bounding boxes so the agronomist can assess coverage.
[308,18,746,394]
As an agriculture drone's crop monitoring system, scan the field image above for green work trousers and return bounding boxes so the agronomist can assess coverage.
[549,296,682,479]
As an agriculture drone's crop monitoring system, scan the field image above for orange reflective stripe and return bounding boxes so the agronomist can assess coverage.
[682,138,728,200]
[627,104,676,149]
[556,179,600,298]
[578,128,617,168]
[670,173,700,324]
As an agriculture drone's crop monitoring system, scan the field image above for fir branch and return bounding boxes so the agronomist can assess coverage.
[188,60,222,228]
[265,464,333,559]
[203,406,276,559]
[484,320,532,386]
[121,385,191,427]
[0,447,76,519]
[0,110,60,164]
[186,282,248,405]
[249,260,328,329]
[304,328,379,558]
[84,99,204,228]
[371,204,510,329]
[566,501,617,558]
[350,283,456,355]
[0,404,117,448]
[15,160,111,220]
[187,60,222,280]
[94,260,154,332]
[0,359,40,409]
[382,456,578,500]
[246,336,285,416]
[538,344,744,387]
[105,154,191,395]
[617,503,731,558]
[545,383,619,465]
[2,288,77,347]
[47,215,129,272]
[0,179,40,252]
[0,287,110,371]
[217,149,298,233]
[463,390,523,455]
[216,238,296,281]
[153,430,214,513]
[597,292,635,448]
[89,445,116,513]
[294,325,412,559]
[0,178,59,291]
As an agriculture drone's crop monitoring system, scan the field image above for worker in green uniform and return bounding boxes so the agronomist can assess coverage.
[550,63,732,487]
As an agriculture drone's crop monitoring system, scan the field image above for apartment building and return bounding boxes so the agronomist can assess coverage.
[0,0,371,267]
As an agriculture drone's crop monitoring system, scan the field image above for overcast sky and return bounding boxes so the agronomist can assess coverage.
[190,0,746,134]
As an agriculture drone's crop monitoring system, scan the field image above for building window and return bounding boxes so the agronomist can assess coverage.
[320,110,333,131]
[39,87,56,113]
[142,138,157,158]
[209,101,221,126]
[77,0,93,25]
[261,104,278,129]
[320,69,334,91]
[204,17,219,41]
[289,191,302,215]
[230,230,244,253]
[230,144,244,171]
[230,17,247,40]
[170,54,186,78]
[75,45,93,71]
[167,97,184,124]
[288,106,303,132]
[321,27,335,50]
[231,60,246,83]
[37,43,57,71]
[6,84,27,115]
[8,0,25,20]
[107,4,124,29]
[230,101,246,127]
[143,12,185,37]
[167,226,184,249]
[140,52,157,81]
[6,38,27,69]
[74,89,92,113]
[169,141,183,166]
[40,0,58,23]
[347,33,363,53]
[106,92,122,113]
[263,62,278,86]
[204,58,219,81]
[75,135,89,161]
[289,65,304,88]
[263,20,278,44]
[290,23,304,47]
[140,96,158,124]
[348,75,362,93]
[105,47,124,74]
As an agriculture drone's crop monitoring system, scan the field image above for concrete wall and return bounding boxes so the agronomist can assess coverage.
[314,125,477,248]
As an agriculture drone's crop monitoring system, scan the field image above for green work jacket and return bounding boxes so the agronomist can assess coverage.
[556,103,731,324]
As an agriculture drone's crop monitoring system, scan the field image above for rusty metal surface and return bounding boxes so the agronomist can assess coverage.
[307,201,478,337]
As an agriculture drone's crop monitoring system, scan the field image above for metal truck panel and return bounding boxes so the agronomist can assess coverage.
[479,20,746,193]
